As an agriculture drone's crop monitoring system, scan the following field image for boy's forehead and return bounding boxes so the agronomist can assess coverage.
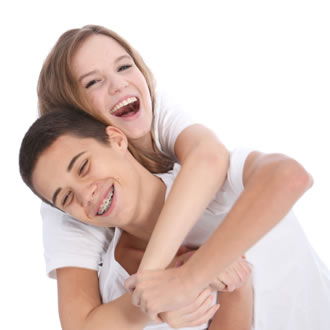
[57,134,101,149]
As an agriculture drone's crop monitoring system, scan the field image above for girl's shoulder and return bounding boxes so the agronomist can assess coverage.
[153,88,197,158]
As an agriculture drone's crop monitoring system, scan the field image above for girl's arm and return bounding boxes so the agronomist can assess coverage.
[126,151,313,317]
[138,124,229,270]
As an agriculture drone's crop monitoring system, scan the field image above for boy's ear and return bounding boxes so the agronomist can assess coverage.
[105,126,128,151]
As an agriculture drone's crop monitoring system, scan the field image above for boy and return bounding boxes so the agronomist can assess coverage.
[20,108,330,330]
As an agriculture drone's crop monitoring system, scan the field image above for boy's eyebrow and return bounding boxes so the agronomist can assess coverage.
[52,188,61,205]
[67,151,87,172]
[52,151,87,206]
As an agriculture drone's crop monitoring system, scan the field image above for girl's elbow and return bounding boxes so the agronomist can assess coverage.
[202,146,229,174]
[282,159,313,194]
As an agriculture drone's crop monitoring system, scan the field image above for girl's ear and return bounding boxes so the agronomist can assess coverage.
[105,126,128,151]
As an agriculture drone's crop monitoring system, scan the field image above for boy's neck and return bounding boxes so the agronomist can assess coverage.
[121,158,167,243]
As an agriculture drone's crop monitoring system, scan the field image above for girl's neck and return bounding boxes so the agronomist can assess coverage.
[130,132,154,152]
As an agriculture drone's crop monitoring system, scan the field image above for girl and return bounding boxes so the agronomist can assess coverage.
[37,24,233,329]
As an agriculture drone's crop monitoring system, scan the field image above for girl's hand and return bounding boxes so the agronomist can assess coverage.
[125,266,200,320]
[209,256,252,292]
[160,288,219,328]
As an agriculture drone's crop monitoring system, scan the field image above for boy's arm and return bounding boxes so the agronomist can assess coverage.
[209,277,253,330]
[126,151,313,317]
[57,267,149,330]
[138,124,229,271]
[57,254,217,330]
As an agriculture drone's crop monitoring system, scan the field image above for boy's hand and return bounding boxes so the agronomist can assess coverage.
[160,288,219,328]
[209,256,252,292]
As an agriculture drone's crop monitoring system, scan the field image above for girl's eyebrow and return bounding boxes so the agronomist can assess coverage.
[79,71,97,82]
[115,54,131,63]
[78,55,132,82]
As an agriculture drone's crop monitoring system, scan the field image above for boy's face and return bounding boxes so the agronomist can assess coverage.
[32,129,142,227]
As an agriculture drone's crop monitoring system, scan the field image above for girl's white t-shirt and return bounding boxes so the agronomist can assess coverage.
[41,90,196,279]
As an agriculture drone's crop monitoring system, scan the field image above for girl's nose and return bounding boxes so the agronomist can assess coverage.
[108,75,128,95]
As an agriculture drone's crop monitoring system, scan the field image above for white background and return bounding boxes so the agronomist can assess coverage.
[1,0,329,329]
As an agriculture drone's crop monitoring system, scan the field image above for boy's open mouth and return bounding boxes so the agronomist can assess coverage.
[96,185,114,216]
[110,97,140,118]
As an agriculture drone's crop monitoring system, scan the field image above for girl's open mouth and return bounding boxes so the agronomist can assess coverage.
[110,97,140,118]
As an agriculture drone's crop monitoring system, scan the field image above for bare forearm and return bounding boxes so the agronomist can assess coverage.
[79,294,149,330]
[184,154,312,291]
[139,136,229,270]
[209,279,253,330]
[57,268,150,330]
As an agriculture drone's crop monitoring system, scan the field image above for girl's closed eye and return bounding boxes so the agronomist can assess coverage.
[79,159,89,176]
[85,79,99,89]
[118,64,132,72]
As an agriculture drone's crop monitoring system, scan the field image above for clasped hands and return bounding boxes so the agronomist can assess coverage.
[124,247,251,325]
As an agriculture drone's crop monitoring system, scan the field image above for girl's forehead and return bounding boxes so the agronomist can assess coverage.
[71,34,129,73]
[80,34,127,57]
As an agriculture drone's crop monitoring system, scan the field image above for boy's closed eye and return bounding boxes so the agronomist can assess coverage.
[79,159,89,176]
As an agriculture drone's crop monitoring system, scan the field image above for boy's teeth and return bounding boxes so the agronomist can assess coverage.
[110,97,137,114]
[97,186,114,215]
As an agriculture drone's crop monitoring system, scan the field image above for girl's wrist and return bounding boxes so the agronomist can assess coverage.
[180,262,205,296]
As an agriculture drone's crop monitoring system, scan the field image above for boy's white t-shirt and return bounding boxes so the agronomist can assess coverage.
[41,90,196,279]
[99,149,330,330]
[97,149,252,330]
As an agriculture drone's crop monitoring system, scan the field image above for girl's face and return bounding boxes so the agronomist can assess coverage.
[71,34,153,141]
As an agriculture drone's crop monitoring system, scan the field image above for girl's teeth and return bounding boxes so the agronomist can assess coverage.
[97,186,114,215]
[110,97,137,114]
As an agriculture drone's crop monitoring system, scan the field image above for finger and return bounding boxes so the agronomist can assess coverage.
[179,288,212,315]
[236,260,251,282]
[209,279,226,291]
[131,288,143,307]
[124,275,137,294]
[186,293,217,321]
[170,291,215,326]
[223,271,239,292]
[154,315,162,324]
[186,303,220,327]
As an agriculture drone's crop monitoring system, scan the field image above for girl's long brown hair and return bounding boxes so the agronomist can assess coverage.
[38,25,173,173]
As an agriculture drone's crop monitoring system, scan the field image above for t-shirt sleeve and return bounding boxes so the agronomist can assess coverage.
[227,148,254,195]
[41,203,113,279]
[152,89,197,161]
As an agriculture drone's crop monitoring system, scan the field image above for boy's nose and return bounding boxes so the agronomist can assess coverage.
[78,183,97,208]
